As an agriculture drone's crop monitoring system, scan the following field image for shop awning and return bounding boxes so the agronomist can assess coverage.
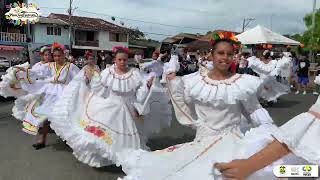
[236,25,301,45]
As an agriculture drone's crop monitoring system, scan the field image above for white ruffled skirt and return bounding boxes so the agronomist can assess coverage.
[116,112,319,180]
[16,79,66,135]
[0,64,29,98]
[49,75,148,167]
[49,71,172,167]
[258,78,290,102]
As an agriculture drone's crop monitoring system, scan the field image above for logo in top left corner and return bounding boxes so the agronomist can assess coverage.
[5,2,41,26]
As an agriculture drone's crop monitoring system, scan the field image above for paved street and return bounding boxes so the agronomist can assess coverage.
[0,93,318,180]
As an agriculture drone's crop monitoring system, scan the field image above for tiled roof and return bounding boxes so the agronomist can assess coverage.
[48,13,128,33]
[39,17,68,25]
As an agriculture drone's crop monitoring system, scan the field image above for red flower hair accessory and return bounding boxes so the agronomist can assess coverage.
[210,32,240,47]
[112,46,129,54]
[51,42,65,53]
[84,50,93,59]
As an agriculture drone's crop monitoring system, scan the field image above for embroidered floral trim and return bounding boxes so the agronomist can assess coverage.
[108,66,134,80]
[22,121,38,134]
[201,71,242,86]
[79,119,113,145]
[26,68,33,84]
[85,94,140,136]
[52,62,71,84]
[14,70,24,81]
[29,97,46,120]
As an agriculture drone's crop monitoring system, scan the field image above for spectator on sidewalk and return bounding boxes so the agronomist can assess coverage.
[290,52,299,89]
[295,55,310,95]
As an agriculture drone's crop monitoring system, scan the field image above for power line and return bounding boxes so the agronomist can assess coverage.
[40,7,67,10]
[38,7,209,38]
[77,9,210,31]
[39,6,210,31]
[142,31,175,37]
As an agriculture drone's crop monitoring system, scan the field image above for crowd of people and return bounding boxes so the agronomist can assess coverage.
[0,32,319,180]
[169,48,318,99]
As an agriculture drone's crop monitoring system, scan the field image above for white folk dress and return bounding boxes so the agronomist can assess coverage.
[0,62,29,98]
[160,55,180,84]
[16,62,79,135]
[115,71,317,180]
[49,65,171,167]
[278,57,292,79]
[11,62,51,121]
[141,59,164,80]
[247,57,289,102]
[140,60,172,136]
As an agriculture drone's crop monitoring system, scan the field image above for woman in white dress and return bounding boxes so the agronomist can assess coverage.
[0,46,52,99]
[215,74,320,179]
[247,51,289,104]
[49,47,168,167]
[11,46,54,122]
[15,43,80,149]
[115,33,317,180]
[139,51,172,136]
[83,50,100,75]
[278,52,292,86]
[160,53,180,84]
[140,51,163,81]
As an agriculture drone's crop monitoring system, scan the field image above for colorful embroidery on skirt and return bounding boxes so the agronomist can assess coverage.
[79,120,113,145]
[30,98,46,120]
[22,121,38,134]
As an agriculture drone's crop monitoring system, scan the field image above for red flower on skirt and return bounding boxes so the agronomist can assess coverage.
[94,129,105,137]
[85,126,96,133]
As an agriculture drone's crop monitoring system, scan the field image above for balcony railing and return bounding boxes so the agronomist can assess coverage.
[74,40,99,47]
[0,32,26,42]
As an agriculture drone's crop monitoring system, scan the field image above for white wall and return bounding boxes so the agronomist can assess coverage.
[33,24,69,46]
[99,31,128,51]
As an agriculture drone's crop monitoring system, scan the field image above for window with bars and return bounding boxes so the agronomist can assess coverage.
[47,26,61,36]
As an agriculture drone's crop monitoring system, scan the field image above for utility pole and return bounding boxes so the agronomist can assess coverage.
[242,18,255,32]
[68,0,73,55]
[311,0,317,62]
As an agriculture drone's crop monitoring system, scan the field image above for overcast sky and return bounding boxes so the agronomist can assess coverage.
[30,0,319,40]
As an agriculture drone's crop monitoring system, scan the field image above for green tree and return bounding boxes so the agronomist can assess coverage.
[302,9,320,52]
[127,28,145,41]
